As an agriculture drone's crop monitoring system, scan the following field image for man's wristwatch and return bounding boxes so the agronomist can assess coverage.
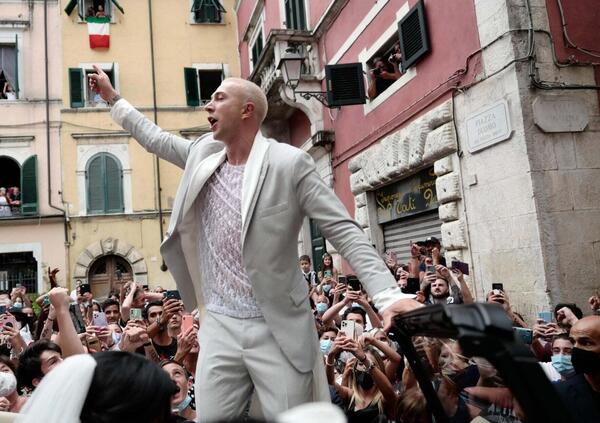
[108,94,122,106]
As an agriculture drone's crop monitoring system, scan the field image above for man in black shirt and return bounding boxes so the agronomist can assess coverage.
[144,301,178,361]
[554,316,600,422]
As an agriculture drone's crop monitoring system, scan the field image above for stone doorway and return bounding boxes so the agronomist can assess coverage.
[88,254,133,298]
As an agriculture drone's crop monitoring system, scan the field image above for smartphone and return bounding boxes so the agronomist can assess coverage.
[79,283,91,295]
[347,275,362,292]
[165,290,181,301]
[402,278,420,295]
[69,304,87,334]
[513,327,533,345]
[451,260,470,276]
[341,320,356,340]
[0,305,6,315]
[92,311,108,327]
[0,314,16,330]
[538,311,553,323]
[130,308,143,320]
[402,264,409,272]
[86,336,101,351]
[492,283,504,291]
[337,276,347,285]
[323,270,333,278]
[426,265,436,274]
[43,296,50,307]
[181,314,195,333]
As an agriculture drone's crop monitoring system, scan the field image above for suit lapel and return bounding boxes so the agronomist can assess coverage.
[241,133,270,244]
[180,150,227,220]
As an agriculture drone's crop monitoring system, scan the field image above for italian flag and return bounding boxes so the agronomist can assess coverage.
[86,17,110,49]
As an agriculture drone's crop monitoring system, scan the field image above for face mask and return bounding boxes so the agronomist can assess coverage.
[316,303,328,315]
[13,302,22,309]
[322,284,331,294]
[0,371,17,397]
[571,347,600,375]
[355,370,374,390]
[172,394,192,413]
[112,331,122,345]
[320,339,333,354]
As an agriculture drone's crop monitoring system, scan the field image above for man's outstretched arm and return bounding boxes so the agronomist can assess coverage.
[88,65,192,169]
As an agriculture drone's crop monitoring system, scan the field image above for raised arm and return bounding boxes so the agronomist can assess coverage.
[88,65,192,169]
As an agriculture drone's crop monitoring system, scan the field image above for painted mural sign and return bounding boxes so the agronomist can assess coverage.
[375,167,438,223]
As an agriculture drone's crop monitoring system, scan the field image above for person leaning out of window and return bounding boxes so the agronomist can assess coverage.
[367,44,402,100]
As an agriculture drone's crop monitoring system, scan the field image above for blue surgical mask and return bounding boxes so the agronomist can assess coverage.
[551,354,575,376]
[320,339,333,354]
[172,394,192,413]
[13,302,22,309]
[316,303,328,314]
[322,284,331,294]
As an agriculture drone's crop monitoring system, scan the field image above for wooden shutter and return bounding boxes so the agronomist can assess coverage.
[105,155,123,213]
[64,0,78,16]
[21,155,38,215]
[309,219,326,272]
[184,67,200,107]
[69,68,84,108]
[87,155,105,213]
[110,0,124,15]
[398,0,430,72]
[14,34,19,98]
[285,0,306,30]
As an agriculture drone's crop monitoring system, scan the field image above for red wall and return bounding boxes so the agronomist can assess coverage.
[322,0,482,212]
[289,109,312,148]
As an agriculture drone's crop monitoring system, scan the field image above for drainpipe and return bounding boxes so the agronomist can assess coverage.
[44,0,70,275]
[147,0,167,271]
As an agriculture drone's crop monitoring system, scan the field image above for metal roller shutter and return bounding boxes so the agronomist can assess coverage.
[383,209,442,263]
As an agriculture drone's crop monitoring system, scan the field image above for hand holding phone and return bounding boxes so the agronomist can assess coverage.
[92,311,108,327]
[451,260,470,276]
[130,308,143,320]
[341,320,356,340]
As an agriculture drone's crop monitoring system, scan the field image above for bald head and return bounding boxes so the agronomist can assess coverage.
[571,315,600,354]
[224,77,268,125]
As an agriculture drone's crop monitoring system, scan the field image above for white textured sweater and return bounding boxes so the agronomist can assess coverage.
[196,161,263,318]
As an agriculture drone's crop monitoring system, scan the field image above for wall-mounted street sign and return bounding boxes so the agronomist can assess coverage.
[466,99,512,153]
[532,96,589,133]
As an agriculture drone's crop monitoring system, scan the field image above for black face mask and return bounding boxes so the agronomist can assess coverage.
[571,347,600,375]
[450,364,480,390]
[355,371,374,390]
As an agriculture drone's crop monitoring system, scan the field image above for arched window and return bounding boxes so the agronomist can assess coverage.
[86,153,123,214]
[0,155,37,216]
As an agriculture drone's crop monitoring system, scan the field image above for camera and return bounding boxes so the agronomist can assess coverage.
[372,68,381,76]
[388,53,401,64]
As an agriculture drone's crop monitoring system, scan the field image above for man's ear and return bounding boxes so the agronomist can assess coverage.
[241,102,255,120]
[32,378,41,388]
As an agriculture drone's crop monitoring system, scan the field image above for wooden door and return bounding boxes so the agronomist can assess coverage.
[88,255,133,298]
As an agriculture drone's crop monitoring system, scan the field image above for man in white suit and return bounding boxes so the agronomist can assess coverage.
[88,66,420,421]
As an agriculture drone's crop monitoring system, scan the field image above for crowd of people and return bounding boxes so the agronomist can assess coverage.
[0,238,596,422]
[0,187,21,217]
[300,238,600,423]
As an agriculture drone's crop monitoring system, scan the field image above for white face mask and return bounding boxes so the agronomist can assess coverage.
[0,371,17,397]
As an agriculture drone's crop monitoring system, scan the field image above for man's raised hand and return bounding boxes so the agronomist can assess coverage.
[87,64,118,102]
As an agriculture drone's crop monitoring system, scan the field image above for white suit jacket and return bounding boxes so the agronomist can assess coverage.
[111,99,411,373]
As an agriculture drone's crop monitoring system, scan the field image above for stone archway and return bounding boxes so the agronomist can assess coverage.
[72,238,148,290]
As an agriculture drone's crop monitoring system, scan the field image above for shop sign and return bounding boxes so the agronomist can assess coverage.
[375,167,438,224]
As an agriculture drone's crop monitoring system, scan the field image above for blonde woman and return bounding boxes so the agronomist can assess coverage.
[326,335,397,422]
[0,188,11,217]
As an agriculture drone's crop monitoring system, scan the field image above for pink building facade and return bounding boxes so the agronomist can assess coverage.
[235,0,600,320]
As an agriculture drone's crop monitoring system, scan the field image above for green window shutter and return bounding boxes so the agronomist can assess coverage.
[64,0,78,16]
[104,155,123,213]
[184,67,200,107]
[69,68,84,108]
[87,155,105,214]
[14,35,19,98]
[21,155,38,215]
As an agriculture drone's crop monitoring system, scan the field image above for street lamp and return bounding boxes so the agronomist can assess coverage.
[278,46,334,108]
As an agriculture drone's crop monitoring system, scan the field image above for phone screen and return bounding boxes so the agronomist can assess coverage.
[166,290,181,301]
[513,327,533,344]
[492,283,504,291]
[130,308,143,320]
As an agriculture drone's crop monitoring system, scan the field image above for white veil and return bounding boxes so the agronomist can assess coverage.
[16,354,97,423]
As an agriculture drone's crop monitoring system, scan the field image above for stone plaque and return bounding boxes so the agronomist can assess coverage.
[532,96,589,133]
[466,99,512,153]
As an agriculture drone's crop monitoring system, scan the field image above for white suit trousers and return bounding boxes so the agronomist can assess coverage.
[195,311,322,422]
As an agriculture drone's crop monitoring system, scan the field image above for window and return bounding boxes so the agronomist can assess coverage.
[0,38,19,100]
[0,252,37,293]
[86,153,123,214]
[248,11,265,70]
[64,0,124,20]
[69,63,117,108]
[284,0,307,30]
[0,155,37,217]
[184,64,227,107]
[191,0,226,24]
[366,36,402,101]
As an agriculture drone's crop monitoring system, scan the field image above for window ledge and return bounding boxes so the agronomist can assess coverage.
[62,105,205,113]
[363,66,417,115]
[188,21,226,26]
